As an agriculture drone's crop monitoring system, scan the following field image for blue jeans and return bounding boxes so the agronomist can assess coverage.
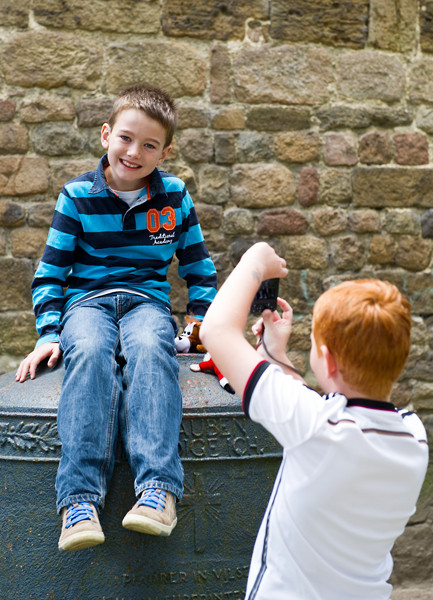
[55,293,184,513]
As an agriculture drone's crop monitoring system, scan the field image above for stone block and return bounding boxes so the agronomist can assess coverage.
[0,124,28,155]
[198,166,229,205]
[233,45,333,105]
[177,105,210,130]
[348,209,381,233]
[161,0,268,40]
[394,133,429,165]
[0,99,16,122]
[405,272,433,314]
[76,98,113,127]
[20,97,76,123]
[33,123,86,157]
[0,201,25,227]
[246,106,311,131]
[275,130,319,163]
[369,0,417,52]
[237,132,275,163]
[178,130,213,164]
[33,0,161,33]
[324,132,358,166]
[421,209,433,238]
[410,58,433,103]
[0,258,33,311]
[319,169,352,205]
[282,235,328,270]
[330,235,366,271]
[106,42,206,96]
[337,51,405,102]
[298,167,319,207]
[27,202,57,228]
[317,105,413,131]
[270,0,368,48]
[0,312,37,355]
[0,157,50,196]
[214,133,237,165]
[2,33,102,90]
[352,167,433,208]
[384,209,421,236]
[230,164,295,209]
[395,236,432,271]
[421,0,433,53]
[256,208,308,236]
[369,106,413,128]
[210,44,232,104]
[312,207,347,236]
[11,228,48,259]
[0,0,28,27]
[369,234,397,265]
[280,269,324,313]
[416,106,433,134]
[194,204,223,231]
[212,108,245,131]
[223,208,254,235]
[358,131,394,164]
[315,104,372,130]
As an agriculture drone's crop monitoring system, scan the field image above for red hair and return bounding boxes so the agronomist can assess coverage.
[312,279,411,399]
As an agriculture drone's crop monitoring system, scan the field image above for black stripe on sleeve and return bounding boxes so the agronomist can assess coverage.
[243,361,271,417]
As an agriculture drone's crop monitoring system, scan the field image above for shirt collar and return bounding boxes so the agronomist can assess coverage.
[346,398,397,412]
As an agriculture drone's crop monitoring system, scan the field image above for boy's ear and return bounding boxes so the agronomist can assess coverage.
[101,123,111,149]
[321,345,338,379]
[158,144,172,165]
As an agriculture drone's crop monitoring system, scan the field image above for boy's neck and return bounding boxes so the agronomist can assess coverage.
[332,380,390,403]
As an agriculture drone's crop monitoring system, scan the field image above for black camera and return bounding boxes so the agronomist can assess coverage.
[250,278,280,314]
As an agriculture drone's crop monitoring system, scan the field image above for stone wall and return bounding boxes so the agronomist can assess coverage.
[2,0,433,396]
[2,1,433,387]
[1,0,433,592]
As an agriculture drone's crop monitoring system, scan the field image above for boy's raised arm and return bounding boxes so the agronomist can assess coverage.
[200,243,288,397]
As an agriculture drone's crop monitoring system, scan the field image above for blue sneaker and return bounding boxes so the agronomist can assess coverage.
[58,501,105,551]
[122,488,177,536]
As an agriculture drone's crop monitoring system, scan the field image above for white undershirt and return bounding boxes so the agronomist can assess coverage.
[112,187,145,208]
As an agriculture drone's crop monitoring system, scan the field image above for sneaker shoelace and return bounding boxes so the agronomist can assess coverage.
[65,502,95,529]
[138,488,167,512]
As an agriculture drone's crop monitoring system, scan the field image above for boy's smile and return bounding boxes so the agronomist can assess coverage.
[101,108,171,192]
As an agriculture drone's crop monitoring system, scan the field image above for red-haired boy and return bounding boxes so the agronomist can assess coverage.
[200,242,428,600]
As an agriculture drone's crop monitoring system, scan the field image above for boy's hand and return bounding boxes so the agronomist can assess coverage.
[252,298,294,361]
[241,242,288,283]
[16,342,62,383]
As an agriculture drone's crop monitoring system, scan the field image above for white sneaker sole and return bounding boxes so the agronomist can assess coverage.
[122,514,177,536]
[58,531,105,551]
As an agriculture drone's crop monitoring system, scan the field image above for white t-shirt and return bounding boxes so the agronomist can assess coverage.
[243,362,428,600]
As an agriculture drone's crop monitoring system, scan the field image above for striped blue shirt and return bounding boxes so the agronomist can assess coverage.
[32,155,217,347]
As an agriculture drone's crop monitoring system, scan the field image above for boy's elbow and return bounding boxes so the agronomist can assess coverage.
[200,320,222,353]
[199,321,211,347]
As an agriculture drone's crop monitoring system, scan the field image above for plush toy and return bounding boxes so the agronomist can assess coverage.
[175,316,206,354]
[190,352,235,394]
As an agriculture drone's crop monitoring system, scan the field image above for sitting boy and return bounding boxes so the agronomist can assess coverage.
[16,84,217,551]
[200,242,428,600]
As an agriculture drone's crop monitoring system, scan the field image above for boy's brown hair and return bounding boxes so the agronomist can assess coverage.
[312,279,411,400]
[107,84,177,147]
